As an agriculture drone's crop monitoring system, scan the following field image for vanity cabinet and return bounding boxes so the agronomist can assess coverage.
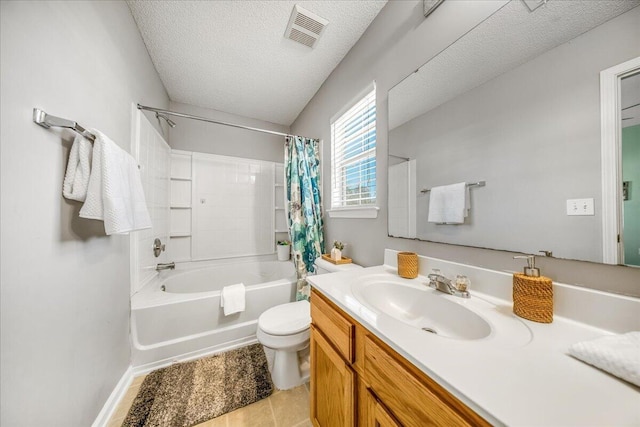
[365,389,401,427]
[310,288,490,427]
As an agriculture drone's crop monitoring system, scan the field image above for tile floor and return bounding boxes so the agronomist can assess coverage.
[107,375,311,427]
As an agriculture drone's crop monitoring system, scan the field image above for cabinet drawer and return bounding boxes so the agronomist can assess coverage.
[311,289,355,363]
[364,335,485,427]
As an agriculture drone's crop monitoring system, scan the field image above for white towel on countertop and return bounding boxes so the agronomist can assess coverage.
[63,133,93,201]
[221,283,246,316]
[79,129,151,235]
[427,182,470,224]
[568,331,640,387]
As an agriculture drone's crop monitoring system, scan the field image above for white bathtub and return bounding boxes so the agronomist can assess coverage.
[131,259,296,369]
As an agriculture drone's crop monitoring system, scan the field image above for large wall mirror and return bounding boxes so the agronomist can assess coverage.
[388,0,640,265]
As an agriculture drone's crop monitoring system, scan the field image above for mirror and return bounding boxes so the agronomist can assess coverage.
[388,0,640,265]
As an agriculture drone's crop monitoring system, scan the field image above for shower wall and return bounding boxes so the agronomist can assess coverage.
[166,150,284,263]
[164,102,292,263]
[131,110,172,294]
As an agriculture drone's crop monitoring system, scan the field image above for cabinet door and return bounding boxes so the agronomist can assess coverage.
[366,389,401,427]
[310,325,356,427]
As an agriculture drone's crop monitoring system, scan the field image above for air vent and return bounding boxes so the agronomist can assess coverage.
[285,4,328,48]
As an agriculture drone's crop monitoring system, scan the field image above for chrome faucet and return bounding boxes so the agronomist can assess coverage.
[156,262,175,271]
[427,273,470,298]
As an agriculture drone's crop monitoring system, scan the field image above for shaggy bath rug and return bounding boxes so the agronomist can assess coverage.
[122,344,273,427]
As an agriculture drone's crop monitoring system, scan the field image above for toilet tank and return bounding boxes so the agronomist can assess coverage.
[313,257,362,275]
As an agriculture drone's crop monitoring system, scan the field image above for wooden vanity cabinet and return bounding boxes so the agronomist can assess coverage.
[310,324,356,426]
[365,389,402,427]
[310,288,490,427]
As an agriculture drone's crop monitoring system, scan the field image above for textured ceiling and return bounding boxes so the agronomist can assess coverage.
[389,0,640,130]
[127,0,387,126]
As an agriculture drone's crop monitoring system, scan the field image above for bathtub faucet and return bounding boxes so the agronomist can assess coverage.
[156,262,175,271]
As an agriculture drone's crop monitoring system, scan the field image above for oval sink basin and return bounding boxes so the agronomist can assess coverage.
[352,280,492,340]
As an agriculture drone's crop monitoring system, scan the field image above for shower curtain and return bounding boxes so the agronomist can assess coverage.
[285,135,324,301]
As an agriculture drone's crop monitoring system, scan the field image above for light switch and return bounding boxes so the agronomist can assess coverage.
[566,198,594,216]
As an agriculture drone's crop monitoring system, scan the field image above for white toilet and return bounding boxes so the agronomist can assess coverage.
[257,257,362,390]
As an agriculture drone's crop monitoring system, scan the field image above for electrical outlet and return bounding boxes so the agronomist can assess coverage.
[566,198,594,216]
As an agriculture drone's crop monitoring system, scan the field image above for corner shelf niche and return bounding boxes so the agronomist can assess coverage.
[169,151,192,262]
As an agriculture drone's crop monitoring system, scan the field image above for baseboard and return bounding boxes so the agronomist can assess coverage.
[91,367,134,427]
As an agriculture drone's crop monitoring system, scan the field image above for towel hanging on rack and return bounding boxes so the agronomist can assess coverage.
[427,182,470,224]
[63,133,93,201]
[79,129,151,235]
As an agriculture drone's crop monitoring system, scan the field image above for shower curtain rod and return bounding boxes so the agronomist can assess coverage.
[137,104,312,140]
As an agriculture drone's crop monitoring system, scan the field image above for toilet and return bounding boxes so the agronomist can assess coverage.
[257,257,362,390]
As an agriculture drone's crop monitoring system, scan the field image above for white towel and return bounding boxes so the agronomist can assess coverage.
[79,129,151,235]
[63,133,93,201]
[221,283,246,316]
[568,331,640,387]
[427,182,470,224]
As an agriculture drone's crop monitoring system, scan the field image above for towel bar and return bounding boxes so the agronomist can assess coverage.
[33,108,96,142]
[420,181,486,194]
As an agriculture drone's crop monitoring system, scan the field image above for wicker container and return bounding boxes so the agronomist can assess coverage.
[397,252,418,279]
[513,273,553,323]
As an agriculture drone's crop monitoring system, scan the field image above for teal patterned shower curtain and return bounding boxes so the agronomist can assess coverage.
[285,135,325,301]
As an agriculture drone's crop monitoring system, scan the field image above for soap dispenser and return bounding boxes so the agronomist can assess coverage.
[512,255,553,323]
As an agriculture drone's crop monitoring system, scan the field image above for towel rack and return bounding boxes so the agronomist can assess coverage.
[32,108,96,142]
[420,181,486,193]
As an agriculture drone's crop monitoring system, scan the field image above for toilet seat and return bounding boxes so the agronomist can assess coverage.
[258,300,310,336]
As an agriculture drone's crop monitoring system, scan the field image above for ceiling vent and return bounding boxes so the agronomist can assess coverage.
[285,4,328,48]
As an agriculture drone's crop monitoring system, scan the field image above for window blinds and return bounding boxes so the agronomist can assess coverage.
[331,87,376,208]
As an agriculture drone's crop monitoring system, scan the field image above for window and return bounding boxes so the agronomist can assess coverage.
[330,85,377,217]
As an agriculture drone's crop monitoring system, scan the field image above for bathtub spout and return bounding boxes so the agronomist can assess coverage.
[156,262,175,271]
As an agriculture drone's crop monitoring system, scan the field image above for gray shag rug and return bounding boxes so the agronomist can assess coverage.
[122,343,273,427]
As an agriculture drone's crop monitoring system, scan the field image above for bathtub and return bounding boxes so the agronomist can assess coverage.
[131,259,296,369]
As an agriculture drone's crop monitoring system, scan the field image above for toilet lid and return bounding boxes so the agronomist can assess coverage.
[259,300,310,336]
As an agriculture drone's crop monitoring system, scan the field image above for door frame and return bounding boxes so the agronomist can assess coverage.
[600,56,640,264]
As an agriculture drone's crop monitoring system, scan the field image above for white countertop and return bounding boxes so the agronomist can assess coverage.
[308,264,640,426]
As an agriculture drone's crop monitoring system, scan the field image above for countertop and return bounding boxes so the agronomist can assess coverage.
[307,265,640,426]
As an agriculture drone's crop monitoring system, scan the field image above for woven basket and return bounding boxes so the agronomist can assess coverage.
[513,273,553,323]
[397,252,418,279]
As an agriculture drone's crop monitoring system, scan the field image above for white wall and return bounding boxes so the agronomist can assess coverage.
[0,2,169,426]
[291,1,640,296]
[168,101,289,163]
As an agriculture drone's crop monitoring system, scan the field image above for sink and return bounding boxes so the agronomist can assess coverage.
[352,278,492,340]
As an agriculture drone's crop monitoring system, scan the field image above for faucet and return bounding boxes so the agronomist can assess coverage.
[427,273,470,298]
[156,262,175,271]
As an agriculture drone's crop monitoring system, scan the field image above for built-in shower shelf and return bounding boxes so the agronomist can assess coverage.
[275,229,289,233]
[275,207,285,211]
[275,184,284,187]
[170,151,193,263]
